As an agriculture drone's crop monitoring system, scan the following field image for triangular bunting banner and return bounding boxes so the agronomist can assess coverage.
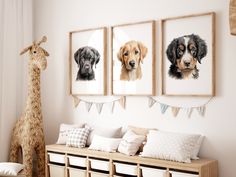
[172,107,180,117]
[96,103,104,114]
[148,97,156,108]
[85,102,93,112]
[72,95,80,107]
[196,106,206,117]
[118,96,126,109]
[160,103,169,114]
[108,101,115,113]
[185,108,193,118]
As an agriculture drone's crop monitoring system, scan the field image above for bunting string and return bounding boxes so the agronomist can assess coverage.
[148,97,213,118]
[72,96,126,114]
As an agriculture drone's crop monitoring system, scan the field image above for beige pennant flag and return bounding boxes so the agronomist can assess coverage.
[172,107,180,117]
[148,97,156,108]
[85,102,93,112]
[96,103,104,114]
[118,96,126,109]
[72,95,80,107]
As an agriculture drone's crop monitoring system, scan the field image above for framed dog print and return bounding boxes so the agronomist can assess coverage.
[111,21,156,95]
[69,27,107,95]
[161,12,215,96]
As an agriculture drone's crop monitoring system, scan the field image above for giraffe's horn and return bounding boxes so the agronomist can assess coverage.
[37,36,47,45]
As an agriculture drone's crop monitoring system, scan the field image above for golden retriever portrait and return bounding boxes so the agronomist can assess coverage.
[117,40,148,81]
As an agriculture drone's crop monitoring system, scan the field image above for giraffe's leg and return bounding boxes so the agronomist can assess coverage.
[22,146,33,177]
[9,136,19,162]
[35,143,45,177]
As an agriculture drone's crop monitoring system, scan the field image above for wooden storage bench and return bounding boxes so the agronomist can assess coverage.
[45,144,218,177]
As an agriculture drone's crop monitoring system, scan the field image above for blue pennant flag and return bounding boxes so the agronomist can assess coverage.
[160,103,169,114]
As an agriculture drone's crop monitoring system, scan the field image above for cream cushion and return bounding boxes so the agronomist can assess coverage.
[86,125,122,146]
[141,130,200,163]
[118,130,145,156]
[127,125,157,152]
[89,135,121,152]
[0,162,24,176]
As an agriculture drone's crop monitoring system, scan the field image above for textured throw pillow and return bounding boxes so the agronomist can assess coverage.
[0,162,24,176]
[191,135,204,159]
[66,125,91,148]
[127,125,157,152]
[141,130,200,163]
[56,123,84,144]
[88,135,121,152]
[86,125,122,146]
[118,130,145,156]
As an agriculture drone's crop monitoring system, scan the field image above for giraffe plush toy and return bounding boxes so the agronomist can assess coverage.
[9,36,49,177]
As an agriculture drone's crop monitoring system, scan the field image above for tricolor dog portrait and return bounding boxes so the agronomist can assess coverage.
[166,34,207,80]
[117,40,148,81]
[70,27,107,95]
[161,12,215,96]
[112,21,156,95]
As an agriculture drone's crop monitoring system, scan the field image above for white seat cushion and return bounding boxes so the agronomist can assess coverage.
[0,162,24,176]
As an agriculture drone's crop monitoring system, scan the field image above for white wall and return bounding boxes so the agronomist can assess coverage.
[0,0,32,161]
[33,0,236,176]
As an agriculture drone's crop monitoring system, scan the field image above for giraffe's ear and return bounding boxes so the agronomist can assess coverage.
[42,48,49,56]
[20,45,32,55]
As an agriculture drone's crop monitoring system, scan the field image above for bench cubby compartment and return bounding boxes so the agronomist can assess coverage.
[48,164,65,177]
[68,168,87,177]
[46,144,218,177]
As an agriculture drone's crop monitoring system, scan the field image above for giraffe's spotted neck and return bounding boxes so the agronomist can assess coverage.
[25,64,42,118]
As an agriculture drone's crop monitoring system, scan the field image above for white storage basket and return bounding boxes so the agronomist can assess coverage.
[114,162,137,176]
[141,166,166,177]
[68,155,87,167]
[48,153,65,164]
[90,159,110,172]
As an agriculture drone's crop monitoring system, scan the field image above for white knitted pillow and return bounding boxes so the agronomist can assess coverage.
[141,130,200,163]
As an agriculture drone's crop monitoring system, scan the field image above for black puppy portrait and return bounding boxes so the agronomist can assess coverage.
[166,34,207,80]
[74,46,100,81]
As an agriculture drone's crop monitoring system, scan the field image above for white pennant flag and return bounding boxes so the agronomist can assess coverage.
[85,102,93,112]
[148,97,156,108]
[196,106,206,117]
[172,107,180,117]
[185,108,193,118]
[108,101,115,113]
[160,103,169,114]
[96,103,104,114]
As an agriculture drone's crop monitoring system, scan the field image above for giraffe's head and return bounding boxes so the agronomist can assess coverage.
[20,36,49,70]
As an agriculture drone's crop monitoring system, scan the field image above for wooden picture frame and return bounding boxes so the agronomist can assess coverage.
[69,27,107,96]
[161,12,215,96]
[111,21,156,96]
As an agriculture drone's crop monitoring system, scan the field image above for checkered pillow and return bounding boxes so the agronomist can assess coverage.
[66,125,91,148]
